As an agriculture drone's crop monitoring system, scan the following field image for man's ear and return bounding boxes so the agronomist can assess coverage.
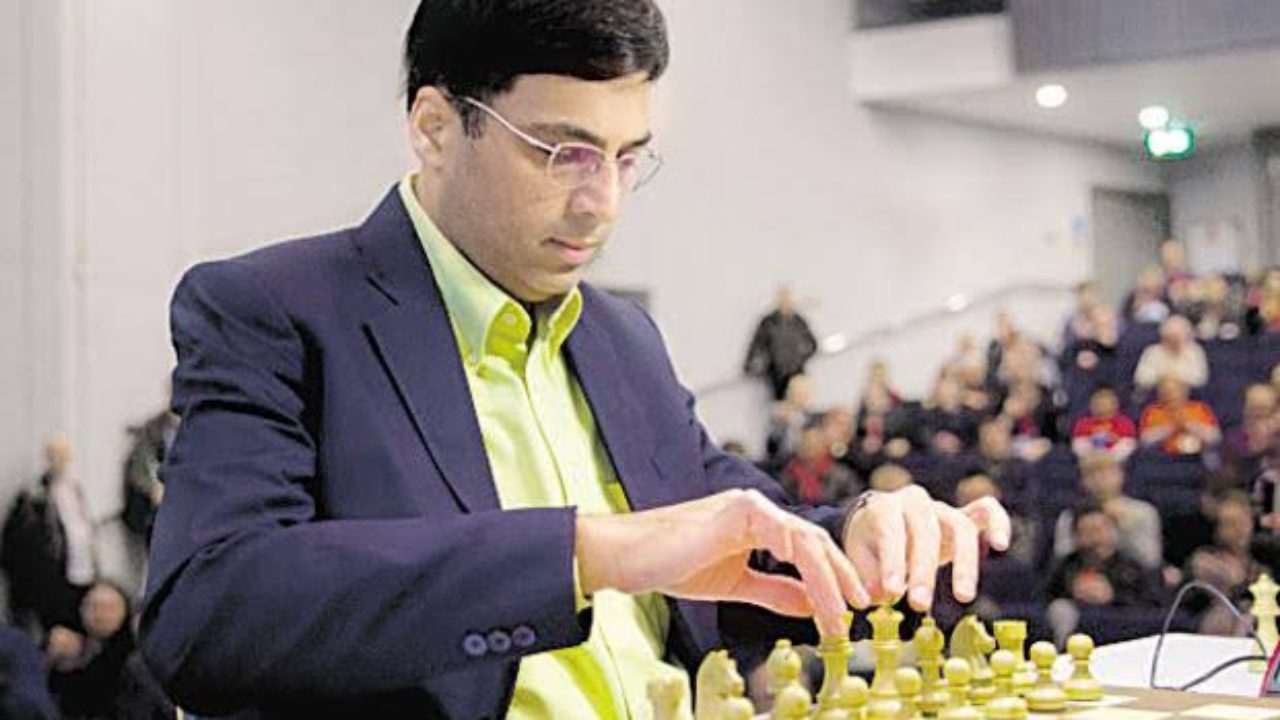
[408,86,458,172]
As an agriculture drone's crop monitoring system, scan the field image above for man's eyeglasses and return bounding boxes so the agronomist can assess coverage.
[460,96,663,194]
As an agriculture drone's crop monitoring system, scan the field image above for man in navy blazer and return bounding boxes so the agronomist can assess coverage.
[140,1,1010,717]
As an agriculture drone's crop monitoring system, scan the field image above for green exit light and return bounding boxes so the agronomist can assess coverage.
[1145,123,1196,160]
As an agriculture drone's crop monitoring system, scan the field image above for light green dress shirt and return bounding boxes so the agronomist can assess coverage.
[398,176,691,720]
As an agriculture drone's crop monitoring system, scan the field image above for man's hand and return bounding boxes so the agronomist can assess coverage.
[575,485,1010,637]
[842,486,1010,611]
[577,489,869,637]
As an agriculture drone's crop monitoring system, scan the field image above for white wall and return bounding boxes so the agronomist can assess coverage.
[1,0,71,508]
[8,0,1167,516]
[1165,142,1264,274]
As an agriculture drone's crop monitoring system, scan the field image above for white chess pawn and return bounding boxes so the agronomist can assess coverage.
[1064,634,1103,702]
[939,658,981,720]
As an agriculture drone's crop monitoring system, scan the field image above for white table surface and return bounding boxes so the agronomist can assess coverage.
[1062,633,1270,698]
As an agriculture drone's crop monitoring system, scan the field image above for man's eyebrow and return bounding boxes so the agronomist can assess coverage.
[527,122,653,154]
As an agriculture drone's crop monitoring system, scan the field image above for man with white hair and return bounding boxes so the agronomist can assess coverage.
[1133,314,1209,391]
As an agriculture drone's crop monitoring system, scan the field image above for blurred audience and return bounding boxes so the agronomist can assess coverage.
[765,373,816,468]
[1045,502,1164,644]
[778,422,861,506]
[1188,492,1264,636]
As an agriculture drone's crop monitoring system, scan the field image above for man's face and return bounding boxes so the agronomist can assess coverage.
[1084,466,1124,499]
[1090,391,1118,419]
[1076,512,1117,557]
[423,73,654,303]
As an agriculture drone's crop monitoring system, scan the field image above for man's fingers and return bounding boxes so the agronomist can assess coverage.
[937,501,979,603]
[820,530,871,609]
[902,488,942,612]
[868,494,909,603]
[731,571,814,619]
[791,527,851,637]
[961,496,1012,552]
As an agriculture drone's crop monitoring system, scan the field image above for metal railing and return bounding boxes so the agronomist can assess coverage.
[693,280,1076,399]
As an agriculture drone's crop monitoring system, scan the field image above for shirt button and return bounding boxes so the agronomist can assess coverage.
[462,632,488,658]
[487,629,512,654]
[512,625,537,649]
[503,314,518,326]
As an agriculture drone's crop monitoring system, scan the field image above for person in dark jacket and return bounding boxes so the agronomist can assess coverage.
[744,286,819,399]
[2,436,96,634]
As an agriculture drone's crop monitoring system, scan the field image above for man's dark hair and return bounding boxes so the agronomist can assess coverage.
[1071,500,1114,532]
[403,1,670,134]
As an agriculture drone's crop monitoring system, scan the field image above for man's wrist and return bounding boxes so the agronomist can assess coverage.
[840,490,877,546]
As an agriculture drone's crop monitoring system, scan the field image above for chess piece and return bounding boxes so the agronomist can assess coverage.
[985,649,1029,720]
[938,658,981,720]
[694,650,748,720]
[1064,634,1103,702]
[648,675,687,720]
[950,616,995,706]
[993,620,1035,696]
[721,697,755,720]
[836,675,869,714]
[914,616,949,715]
[895,667,924,720]
[817,611,855,711]
[1026,641,1068,713]
[767,639,803,698]
[1251,573,1280,673]
[867,604,904,719]
[771,683,812,720]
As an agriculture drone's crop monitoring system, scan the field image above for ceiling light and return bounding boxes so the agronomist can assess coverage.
[1035,84,1068,109]
[1138,105,1171,130]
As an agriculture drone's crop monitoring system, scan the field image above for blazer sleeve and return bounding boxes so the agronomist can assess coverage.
[140,260,588,714]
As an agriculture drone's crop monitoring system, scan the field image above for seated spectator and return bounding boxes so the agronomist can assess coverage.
[997,381,1057,462]
[920,375,979,455]
[1133,315,1209,391]
[1053,453,1162,571]
[854,374,913,475]
[1187,492,1264,636]
[986,311,1020,389]
[778,423,861,506]
[46,581,172,720]
[1246,269,1280,335]
[1125,266,1171,324]
[944,335,993,414]
[1223,383,1280,485]
[995,336,1056,395]
[1062,281,1104,349]
[956,419,1033,508]
[1140,376,1222,456]
[1191,274,1243,341]
[1062,304,1120,373]
[869,463,914,493]
[1071,385,1137,461]
[1045,502,1164,644]
[1160,239,1197,317]
[764,373,815,468]
[820,407,857,472]
[956,474,1036,565]
[1,435,96,635]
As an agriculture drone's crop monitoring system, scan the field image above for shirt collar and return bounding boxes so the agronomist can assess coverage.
[398,173,582,364]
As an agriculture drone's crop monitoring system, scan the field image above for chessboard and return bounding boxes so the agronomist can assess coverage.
[1024,688,1280,719]
[651,606,1280,720]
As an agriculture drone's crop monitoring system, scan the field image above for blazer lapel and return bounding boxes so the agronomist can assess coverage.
[356,188,499,513]
[565,297,666,511]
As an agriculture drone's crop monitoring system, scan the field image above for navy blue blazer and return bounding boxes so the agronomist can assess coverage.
[140,188,845,718]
